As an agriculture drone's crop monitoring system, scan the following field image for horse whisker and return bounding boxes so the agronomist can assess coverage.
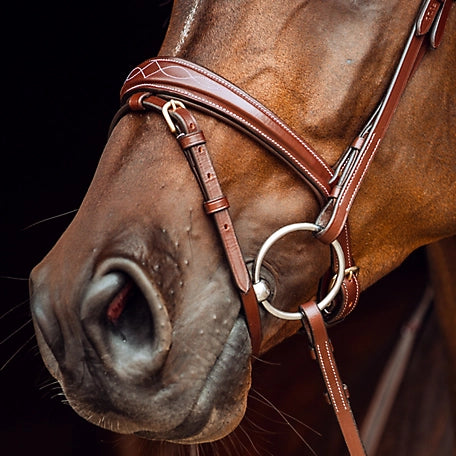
[0,276,29,281]
[249,388,319,455]
[38,378,60,390]
[189,443,204,456]
[22,208,78,231]
[0,334,35,371]
[249,390,321,435]
[43,383,61,391]
[250,354,281,366]
[221,432,242,456]
[0,298,29,321]
[0,318,33,345]
[207,440,219,456]
[242,414,275,435]
[51,392,66,400]
[236,423,268,456]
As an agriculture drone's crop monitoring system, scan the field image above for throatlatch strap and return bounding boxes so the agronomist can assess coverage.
[300,301,366,456]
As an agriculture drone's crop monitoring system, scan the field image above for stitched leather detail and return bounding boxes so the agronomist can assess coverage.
[301,301,366,455]
[121,58,333,199]
[431,0,453,48]
[109,0,454,361]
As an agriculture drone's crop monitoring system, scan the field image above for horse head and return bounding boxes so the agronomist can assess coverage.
[30,0,455,447]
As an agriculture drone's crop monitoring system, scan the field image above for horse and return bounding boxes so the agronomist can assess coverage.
[29,0,455,454]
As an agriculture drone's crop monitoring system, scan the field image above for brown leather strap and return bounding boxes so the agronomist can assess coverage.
[321,224,360,323]
[112,92,263,355]
[300,300,366,455]
[110,0,453,345]
[120,57,333,201]
[117,59,360,320]
[179,122,263,354]
[316,0,454,243]
[159,99,263,354]
[431,0,455,48]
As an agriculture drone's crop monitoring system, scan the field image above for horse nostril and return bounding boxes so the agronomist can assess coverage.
[104,279,156,350]
[82,261,172,383]
[106,280,133,325]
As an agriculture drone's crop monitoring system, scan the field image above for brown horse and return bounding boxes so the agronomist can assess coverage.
[29,0,455,454]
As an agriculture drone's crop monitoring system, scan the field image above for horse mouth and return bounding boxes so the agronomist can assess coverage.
[135,316,252,443]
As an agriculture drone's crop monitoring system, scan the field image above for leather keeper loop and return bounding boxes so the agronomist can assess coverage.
[128,92,149,111]
[204,196,230,214]
[178,131,206,149]
[416,0,442,36]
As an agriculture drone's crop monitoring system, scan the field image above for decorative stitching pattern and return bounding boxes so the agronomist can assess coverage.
[126,61,198,83]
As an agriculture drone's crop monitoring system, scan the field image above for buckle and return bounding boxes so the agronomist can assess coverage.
[162,99,186,134]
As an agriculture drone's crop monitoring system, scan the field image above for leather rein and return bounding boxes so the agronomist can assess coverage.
[109,1,453,454]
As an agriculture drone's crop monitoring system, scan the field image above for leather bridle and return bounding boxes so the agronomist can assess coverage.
[108,1,453,454]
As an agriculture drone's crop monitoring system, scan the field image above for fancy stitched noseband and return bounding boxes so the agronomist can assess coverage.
[109,1,453,454]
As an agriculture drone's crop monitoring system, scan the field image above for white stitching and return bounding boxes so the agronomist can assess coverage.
[315,343,339,413]
[130,80,331,197]
[317,341,349,412]
[338,133,380,212]
[125,58,334,195]
[161,58,333,175]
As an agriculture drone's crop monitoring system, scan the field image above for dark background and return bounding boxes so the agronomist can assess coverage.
[0,2,172,454]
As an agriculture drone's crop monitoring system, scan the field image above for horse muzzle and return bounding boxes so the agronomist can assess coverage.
[29,253,251,440]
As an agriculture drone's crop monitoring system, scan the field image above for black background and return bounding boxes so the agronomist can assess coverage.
[1,2,172,454]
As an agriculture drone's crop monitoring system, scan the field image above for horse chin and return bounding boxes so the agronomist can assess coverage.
[137,317,252,444]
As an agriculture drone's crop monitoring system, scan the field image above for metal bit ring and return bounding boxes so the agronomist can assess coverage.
[252,222,345,320]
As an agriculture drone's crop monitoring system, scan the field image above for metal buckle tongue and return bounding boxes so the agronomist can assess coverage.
[252,222,346,320]
[162,99,186,134]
